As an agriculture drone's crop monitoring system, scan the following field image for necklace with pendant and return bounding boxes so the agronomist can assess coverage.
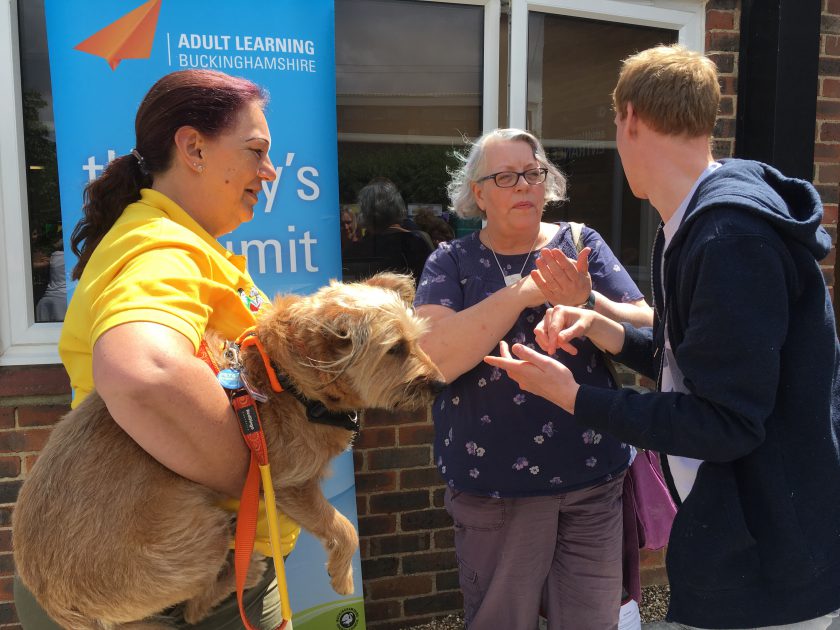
[486,229,541,287]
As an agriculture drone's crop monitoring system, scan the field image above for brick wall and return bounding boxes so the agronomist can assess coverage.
[353,407,459,628]
[821,0,840,310]
[0,365,70,628]
[706,0,739,161]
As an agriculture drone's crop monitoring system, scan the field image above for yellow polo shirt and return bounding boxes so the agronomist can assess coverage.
[60,188,269,403]
[59,188,299,555]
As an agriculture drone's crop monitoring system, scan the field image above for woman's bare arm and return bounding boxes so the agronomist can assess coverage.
[416,275,547,383]
[93,322,248,497]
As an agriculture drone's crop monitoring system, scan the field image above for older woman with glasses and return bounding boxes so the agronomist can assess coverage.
[414,128,651,630]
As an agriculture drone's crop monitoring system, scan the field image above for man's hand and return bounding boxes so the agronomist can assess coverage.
[484,341,580,414]
[531,246,592,307]
[535,305,596,355]
[536,305,626,356]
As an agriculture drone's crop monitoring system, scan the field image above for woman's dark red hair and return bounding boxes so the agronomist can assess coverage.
[70,70,267,279]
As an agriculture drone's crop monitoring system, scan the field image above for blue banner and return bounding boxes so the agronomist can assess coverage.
[43,1,364,627]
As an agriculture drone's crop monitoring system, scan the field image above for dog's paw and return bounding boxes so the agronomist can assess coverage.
[324,514,358,595]
[329,565,354,595]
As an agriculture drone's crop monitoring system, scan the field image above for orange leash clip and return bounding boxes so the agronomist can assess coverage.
[236,327,284,394]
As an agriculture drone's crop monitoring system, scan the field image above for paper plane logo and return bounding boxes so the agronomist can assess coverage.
[74,0,162,70]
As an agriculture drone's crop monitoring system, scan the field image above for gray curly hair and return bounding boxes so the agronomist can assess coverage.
[447,128,567,219]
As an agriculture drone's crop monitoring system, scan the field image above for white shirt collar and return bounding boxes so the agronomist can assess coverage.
[663,162,722,248]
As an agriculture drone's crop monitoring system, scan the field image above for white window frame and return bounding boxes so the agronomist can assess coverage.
[508,0,706,129]
[0,0,62,366]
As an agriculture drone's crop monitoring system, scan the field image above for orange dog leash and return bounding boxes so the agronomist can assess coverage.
[231,389,290,630]
[199,334,291,629]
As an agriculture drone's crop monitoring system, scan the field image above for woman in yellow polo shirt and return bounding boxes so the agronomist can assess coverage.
[14,69,298,629]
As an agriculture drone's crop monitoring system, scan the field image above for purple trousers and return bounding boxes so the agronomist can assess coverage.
[445,474,625,630]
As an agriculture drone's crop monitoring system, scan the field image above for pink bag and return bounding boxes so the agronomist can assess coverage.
[628,449,677,550]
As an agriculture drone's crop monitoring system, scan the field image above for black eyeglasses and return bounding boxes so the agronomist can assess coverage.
[477,167,548,188]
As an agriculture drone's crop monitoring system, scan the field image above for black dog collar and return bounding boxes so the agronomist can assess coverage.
[272,369,360,433]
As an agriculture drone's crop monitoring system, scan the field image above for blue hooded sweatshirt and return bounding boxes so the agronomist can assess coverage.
[575,159,840,628]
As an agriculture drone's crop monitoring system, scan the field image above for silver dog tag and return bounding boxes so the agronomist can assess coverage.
[240,371,268,403]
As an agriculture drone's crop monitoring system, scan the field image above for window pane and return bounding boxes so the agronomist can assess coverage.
[528,13,677,301]
[19,0,65,322]
[336,0,482,138]
[335,0,483,282]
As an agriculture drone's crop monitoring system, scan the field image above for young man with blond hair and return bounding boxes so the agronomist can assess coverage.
[487,44,840,629]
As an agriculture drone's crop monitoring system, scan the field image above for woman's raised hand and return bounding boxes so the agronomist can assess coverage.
[509,271,554,309]
[531,247,592,307]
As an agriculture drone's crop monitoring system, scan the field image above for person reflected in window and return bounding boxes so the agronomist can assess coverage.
[30,226,53,304]
[345,177,434,284]
[412,207,455,248]
[339,206,359,251]
[34,236,66,323]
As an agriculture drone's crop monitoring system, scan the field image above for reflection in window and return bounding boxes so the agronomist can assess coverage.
[528,13,677,301]
[335,0,483,283]
[19,0,65,322]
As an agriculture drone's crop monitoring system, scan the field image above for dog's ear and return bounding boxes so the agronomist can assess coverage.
[363,272,415,306]
[319,309,357,351]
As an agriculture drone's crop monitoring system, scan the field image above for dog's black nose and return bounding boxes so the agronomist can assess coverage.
[429,379,447,395]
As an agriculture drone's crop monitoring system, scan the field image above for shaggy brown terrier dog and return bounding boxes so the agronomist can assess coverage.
[13,273,444,629]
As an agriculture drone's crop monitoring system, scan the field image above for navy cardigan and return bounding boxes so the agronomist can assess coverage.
[575,160,840,628]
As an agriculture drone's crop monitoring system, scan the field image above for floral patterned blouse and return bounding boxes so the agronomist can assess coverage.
[414,223,644,497]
